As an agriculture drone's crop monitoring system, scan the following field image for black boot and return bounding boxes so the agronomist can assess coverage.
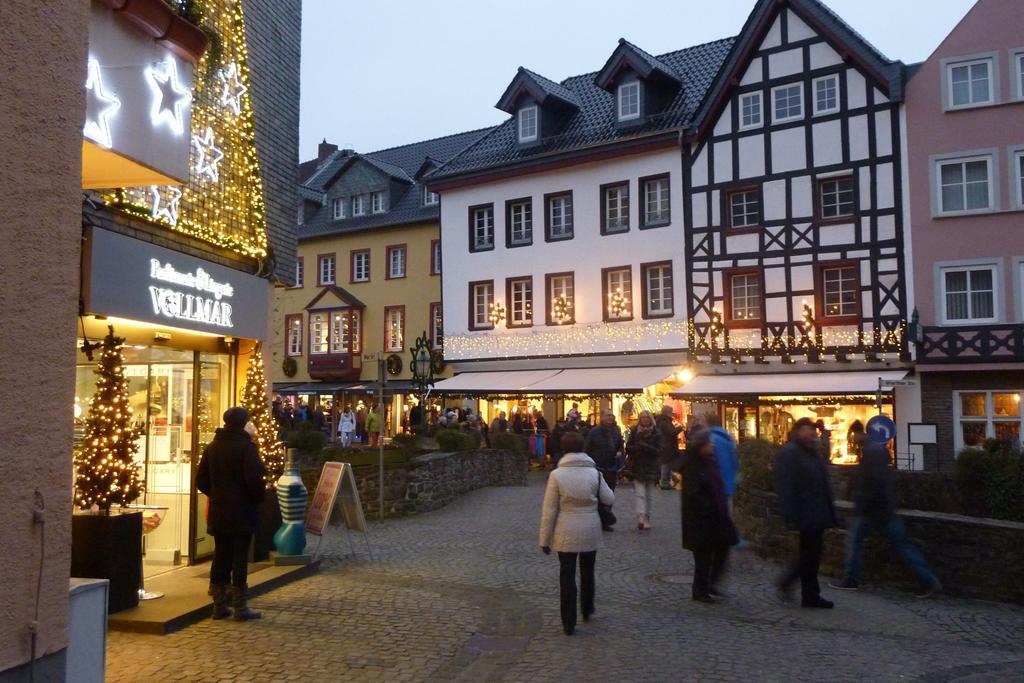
[230,584,262,621]
[208,583,232,620]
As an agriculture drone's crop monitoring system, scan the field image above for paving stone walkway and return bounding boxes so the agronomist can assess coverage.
[107,472,1024,682]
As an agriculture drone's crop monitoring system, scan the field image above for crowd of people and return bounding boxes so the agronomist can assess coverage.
[538,408,941,636]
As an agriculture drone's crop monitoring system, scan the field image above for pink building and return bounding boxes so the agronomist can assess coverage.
[907,0,1024,465]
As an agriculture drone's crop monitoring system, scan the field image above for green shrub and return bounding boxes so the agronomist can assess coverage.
[281,422,327,456]
[491,432,528,454]
[955,445,1024,522]
[435,427,475,452]
[737,439,781,492]
[316,446,408,468]
[391,433,421,457]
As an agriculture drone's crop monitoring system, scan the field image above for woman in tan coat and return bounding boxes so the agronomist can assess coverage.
[539,432,615,635]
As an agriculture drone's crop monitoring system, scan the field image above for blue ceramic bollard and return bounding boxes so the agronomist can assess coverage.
[273,449,307,556]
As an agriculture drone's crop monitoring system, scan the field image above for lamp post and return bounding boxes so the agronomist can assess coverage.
[410,332,435,430]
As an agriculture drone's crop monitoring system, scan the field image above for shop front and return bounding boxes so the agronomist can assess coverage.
[79,227,269,577]
[272,380,416,441]
[672,370,907,465]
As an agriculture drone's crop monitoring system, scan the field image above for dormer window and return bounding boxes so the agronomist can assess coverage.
[617,81,641,121]
[518,105,538,143]
[371,191,386,214]
[332,197,346,220]
[423,187,439,206]
[352,195,365,216]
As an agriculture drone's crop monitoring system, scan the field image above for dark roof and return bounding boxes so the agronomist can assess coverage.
[430,37,734,181]
[594,38,682,91]
[297,127,493,241]
[495,67,581,113]
[690,0,905,138]
[305,285,365,309]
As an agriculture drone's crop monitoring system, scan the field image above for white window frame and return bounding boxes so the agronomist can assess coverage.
[644,264,673,317]
[294,258,304,287]
[329,310,351,354]
[821,265,858,318]
[471,282,494,329]
[605,268,632,320]
[509,278,533,326]
[518,105,538,143]
[933,153,996,216]
[728,188,761,229]
[771,83,803,123]
[812,74,839,116]
[642,176,670,226]
[332,197,346,220]
[432,240,442,275]
[430,303,443,350]
[472,206,494,250]
[352,251,369,282]
[548,193,573,239]
[617,81,641,121]
[423,186,439,206]
[1011,147,1024,210]
[953,390,1024,452]
[351,195,365,216]
[729,272,762,322]
[549,274,574,324]
[385,307,404,352]
[938,263,1000,325]
[509,200,532,245]
[739,91,762,130]
[944,55,997,110]
[309,311,329,355]
[604,184,629,233]
[1013,49,1024,102]
[297,204,304,225]
[371,191,386,214]
[286,316,303,356]
[318,255,335,285]
[387,245,406,279]
[818,174,856,220]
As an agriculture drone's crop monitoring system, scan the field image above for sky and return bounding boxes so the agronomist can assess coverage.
[299,0,977,159]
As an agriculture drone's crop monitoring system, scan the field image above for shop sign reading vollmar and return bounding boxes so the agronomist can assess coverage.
[149,260,235,328]
[86,227,268,340]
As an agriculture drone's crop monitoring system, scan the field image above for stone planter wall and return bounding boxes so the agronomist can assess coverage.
[300,448,528,519]
[734,484,1024,604]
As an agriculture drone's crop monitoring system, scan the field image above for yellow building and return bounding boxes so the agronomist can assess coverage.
[271,131,490,435]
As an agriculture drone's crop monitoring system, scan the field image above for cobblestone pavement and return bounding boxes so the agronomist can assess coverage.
[107,473,1024,682]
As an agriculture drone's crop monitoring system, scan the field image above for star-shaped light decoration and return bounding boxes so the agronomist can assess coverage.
[146,58,191,135]
[149,186,183,225]
[192,127,224,182]
[217,62,247,116]
[83,58,121,149]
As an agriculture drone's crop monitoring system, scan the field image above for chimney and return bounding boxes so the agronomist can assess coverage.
[318,138,338,161]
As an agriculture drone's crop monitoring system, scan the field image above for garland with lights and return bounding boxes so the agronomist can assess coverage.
[73,326,144,513]
[240,344,283,484]
[102,0,268,259]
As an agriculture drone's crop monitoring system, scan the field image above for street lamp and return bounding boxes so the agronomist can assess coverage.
[409,332,435,429]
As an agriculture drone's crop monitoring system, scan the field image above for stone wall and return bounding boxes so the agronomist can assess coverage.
[301,449,528,519]
[734,485,1024,604]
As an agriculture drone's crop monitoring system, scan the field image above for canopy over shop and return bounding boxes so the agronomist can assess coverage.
[671,369,909,464]
[432,366,688,427]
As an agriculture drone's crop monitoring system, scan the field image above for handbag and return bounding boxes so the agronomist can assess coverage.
[595,470,617,527]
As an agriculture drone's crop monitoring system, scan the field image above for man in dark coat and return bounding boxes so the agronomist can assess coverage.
[774,417,838,608]
[655,406,683,489]
[584,410,624,507]
[830,435,941,597]
[196,407,267,621]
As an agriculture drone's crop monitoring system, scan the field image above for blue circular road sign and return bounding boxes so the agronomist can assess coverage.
[866,415,896,444]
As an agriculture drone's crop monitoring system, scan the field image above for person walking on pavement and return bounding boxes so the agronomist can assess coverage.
[337,406,356,447]
[705,414,739,513]
[366,404,382,447]
[830,433,942,598]
[584,409,624,494]
[680,428,738,603]
[196,407,267,621]
[775,417,839,608]
[539,432,615,636]
[656,405,684,489]
[625,410,662,531]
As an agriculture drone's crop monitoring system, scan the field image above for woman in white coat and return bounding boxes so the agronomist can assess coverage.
[539,432,615,635]
[337,407,356,446]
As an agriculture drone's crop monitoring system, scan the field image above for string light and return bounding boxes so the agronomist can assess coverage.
[240,344,284,485]
[100,0,269,259]
[84,58,121,149]
[488,300,506,326]
[609,289,628,319]
[74,326,144,512]
[552,296,572,324]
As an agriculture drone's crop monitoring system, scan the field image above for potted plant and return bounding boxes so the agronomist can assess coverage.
[71,327,145,613]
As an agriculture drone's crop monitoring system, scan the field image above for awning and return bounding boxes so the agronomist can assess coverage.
[432,370,562,394]
[526,366,678,393]
[671,370,909,397]
[274,382,363,393]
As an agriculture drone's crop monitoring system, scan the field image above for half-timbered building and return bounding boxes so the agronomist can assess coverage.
[674,0,919,464]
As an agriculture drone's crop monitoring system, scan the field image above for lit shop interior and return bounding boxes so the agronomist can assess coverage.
[75,316,247,578]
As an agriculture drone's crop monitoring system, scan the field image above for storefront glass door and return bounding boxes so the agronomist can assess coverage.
[191,352,234,561]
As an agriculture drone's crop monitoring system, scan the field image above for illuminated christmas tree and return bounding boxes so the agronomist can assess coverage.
[74,326,144,513]
[241,344,282,484]
[103,0,268,259]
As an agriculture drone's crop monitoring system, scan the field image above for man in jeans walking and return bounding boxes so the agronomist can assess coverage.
[831,433,941,598]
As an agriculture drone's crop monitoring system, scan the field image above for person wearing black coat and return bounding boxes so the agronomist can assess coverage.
[625,411,662,531]
[830,435,941,597]
[680,429,738,602]
[196,407,267,621]
[774,417,838,608]
[583,411,624,490]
